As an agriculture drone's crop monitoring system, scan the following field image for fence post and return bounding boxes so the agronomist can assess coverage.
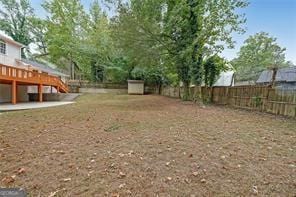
[226,87,230,105]
[264,87,271,113]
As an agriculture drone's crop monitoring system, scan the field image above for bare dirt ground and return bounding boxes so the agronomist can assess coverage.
[0,94,295,196]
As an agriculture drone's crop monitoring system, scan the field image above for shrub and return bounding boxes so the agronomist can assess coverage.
[104,67,128,83]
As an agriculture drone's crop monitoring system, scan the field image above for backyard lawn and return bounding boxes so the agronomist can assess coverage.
[0,94,295,196]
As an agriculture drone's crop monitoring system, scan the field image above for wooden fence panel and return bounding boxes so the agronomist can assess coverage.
[227,86,268,111]
[265,89,296,117]
[159,85,296,118]
[211,87,228,104]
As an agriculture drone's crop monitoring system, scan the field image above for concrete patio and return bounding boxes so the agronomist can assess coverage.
[0,101,75,112]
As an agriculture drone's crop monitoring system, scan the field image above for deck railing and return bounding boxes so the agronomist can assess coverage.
[0,64,68,93]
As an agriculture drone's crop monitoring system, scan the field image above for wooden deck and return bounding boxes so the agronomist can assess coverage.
[0,64,68,104]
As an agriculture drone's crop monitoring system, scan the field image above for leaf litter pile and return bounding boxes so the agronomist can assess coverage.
[0,94,295,196]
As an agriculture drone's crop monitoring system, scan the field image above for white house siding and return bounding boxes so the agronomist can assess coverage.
[0,53,17,67]
[0,42,21,66]
[6,43,21,60]
[0,43,21,67]
[0,84,28,103]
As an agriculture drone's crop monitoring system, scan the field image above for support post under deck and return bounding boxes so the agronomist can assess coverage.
[38,84,43,102]
[11,80,17,105]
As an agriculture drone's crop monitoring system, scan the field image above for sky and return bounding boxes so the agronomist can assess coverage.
[30,0,296,64]
[222,0,296,64]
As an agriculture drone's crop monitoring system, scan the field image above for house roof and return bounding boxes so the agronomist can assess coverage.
[257,66,296,83]
[21,59,69,77]
[0,32,25,48]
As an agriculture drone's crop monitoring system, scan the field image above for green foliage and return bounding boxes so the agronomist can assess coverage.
[0,0,34,57]
[0,0,33,45]
[252,96,263,107]
[131,67,146,80]
[125,65,169,86]
[0,0,262,90]
[204,55,227,87]
[85,0,115,81]
[164,0,192,92]
[111,0,164,69]
[0,0,248,88]
[167,73,179,87]
[233,32,289,82]
[109,0,248,99]
[43,0,118,81]
[104,66,128,83]
[28,17,48,55]
[144,66,168,86]
[165,0,248,88]
[43,0,87,67]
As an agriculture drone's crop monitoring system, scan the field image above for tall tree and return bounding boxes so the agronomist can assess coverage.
[43,0,88,78]
[111,0,247,99]
[233,32,288,82]
[85,0,114,82]
[164,0,193,100]
[112,0,165,69]
[28,17,48,56]
[164,0,247,99]
[203,55,227,102]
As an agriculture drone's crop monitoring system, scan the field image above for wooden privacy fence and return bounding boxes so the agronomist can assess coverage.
[158,86,296,118]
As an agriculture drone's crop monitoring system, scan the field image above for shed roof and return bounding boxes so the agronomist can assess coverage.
[257,66,296,83]
[213,71,234,86]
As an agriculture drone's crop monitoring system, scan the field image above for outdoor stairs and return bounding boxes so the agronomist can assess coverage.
[0,63,69,104]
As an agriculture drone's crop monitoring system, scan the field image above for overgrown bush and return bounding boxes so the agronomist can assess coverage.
[167,73,179,87]
[104,67,128,83]
[130,67,146,80]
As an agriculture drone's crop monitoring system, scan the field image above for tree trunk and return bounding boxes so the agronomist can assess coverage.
[193,85,202,103]
[69,57,75,80]
[182,81,190,101]
[270,67,278,88]
[158,84,162,95]
[71,61,75,80]
[210,86,214,103]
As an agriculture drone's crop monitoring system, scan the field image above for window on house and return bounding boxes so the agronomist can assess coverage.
[0,40,6,54]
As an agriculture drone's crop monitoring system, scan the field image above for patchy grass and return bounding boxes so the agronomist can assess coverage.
[0,94,295,196]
